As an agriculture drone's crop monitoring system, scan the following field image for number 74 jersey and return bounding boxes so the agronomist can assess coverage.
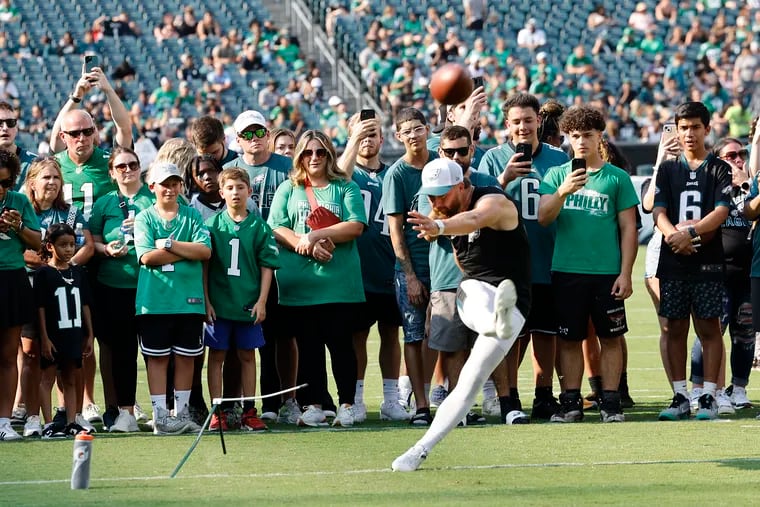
[56,147,117,221]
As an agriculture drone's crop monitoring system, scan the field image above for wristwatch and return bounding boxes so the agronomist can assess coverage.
[162,238,173,250]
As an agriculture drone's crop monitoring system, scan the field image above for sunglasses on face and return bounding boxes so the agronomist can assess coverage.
[441,146,470,157]
[0,118,18,128]
[0,177,13,188]
[302,148,327,159]
[721,149,748,161]
[239,128,267,140]
[63,127,96,138]
[114,161,140,173]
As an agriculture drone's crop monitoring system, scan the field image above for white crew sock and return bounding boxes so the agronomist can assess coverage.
[150,395,166,417]
[383,379,398,404]
[174,390,191,416]
[672,380,688,398]
[702,382,717,397]
[354,380,365,405]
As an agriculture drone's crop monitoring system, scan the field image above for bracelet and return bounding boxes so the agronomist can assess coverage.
[686,226,698,239]
[434,219,445,236]
[69,94,82,103]
[14,221,24,233]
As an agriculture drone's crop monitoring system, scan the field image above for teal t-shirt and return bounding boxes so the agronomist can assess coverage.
[133,204,211,315]
[56,146,117,221]
[13,146,37,191]
[352,164,395,295]
[381,152,438,278]
[478,142,570,284]
[426,136,486,170]
[89,185,155,289]
[746,177,760,277]
[0,191,40,270]
[206,210,280,321]
[418,170,500,292]
[538,162,639,275]
[223,153,292,220]
[267,178,367,306]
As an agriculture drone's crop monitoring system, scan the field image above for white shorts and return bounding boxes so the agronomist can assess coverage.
[644,229,662,279]
[456,279,526,341]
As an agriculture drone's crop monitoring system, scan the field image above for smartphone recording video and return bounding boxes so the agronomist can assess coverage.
[515,143,532,164]
[360,109,375,121]
[571,158,587,175]
[84,54,100,74]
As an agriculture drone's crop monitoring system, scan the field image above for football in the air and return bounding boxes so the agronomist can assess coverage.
[429,63,473,105]
[676,219,716,243]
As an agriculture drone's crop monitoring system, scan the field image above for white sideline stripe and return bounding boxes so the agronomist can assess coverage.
[4,456,760,485]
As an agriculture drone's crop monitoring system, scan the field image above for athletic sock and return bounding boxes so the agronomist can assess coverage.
[482,379,496,400]
[702,382,717,397]
[588,375,602,394]
[535,386,552,401]
[619,371,630,394]
[672,380,688,398]
[509,387,519,400]
[150,395,166,417]
[382,379,398,404]
[175,390,191,416]
[499,396,515,420]
[354,380,364,405]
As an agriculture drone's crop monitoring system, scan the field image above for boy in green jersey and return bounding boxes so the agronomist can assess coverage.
[134,162,212,435]
[204,168,280,431]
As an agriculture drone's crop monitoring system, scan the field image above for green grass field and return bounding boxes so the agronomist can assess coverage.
[4,246,760,506]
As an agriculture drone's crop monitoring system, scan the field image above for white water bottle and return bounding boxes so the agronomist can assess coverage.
[71,433,94,490]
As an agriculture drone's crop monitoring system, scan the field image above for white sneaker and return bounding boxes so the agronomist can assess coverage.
[75,413,97,433]
[380,400,411,421]
[332,404,355,427]
[482,397,501,417]
[716,389,735,415]
[0,420,22,441]
[153,407,190,435]
[23,415,42,437]
[323,409,337,418]
[278,398,302,424]
[391,444,428,472]
[730,386,753,409]
[430,385,448,408]
[689,388,702,412]
[298,405,327,427]
[494,280,517,339]
[10,405,27,425]
[82,403,102,423]
[505,410,530,425]
[133,403,149,422]
[398,376,412,408]
[109,409,140,433]
[352,402,367,423]
[260,411,278,422]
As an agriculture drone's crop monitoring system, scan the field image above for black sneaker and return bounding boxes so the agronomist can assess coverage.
[531,397,561,420]
[41,421,67,440]
[102,406,119,431]
[189,404,209,427]
[410,409,432,426]
[600,392,625,423]
[550,392,584,423]
[458,411,487,426]
[64,422,90,437]
[52,407,67,428]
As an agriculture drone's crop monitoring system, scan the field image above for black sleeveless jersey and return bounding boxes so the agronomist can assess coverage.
[450,186,531,316]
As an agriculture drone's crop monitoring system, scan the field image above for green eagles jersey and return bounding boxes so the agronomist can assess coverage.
[89,185,155,289]
[381,152,438,278]
[267,178,367,306]
[13,146,37,191]
[418,170,500,291]
[479,142,570,284]
[56,146,116,221]
[0,191,40,270]
[223,153,292,220]
[352,164,395,294]
[134,204,211,315]
[205,210,280,321]
[538,162,639,275]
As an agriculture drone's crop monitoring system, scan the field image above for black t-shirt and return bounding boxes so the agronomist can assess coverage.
[653,153,732,280]
[722,186,752,277]
[450,186,531,317]
[34,264,91,347]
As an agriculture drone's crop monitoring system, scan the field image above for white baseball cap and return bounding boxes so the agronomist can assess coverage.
[417,159,463,196]
[233,110,267,134]
[148,162,183,185]
[328,95,343,107]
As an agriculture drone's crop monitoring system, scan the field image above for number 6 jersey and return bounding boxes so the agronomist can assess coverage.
[653,153,732,280]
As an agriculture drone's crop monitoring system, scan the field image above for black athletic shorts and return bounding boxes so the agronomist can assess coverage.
[137,314,205,357]
[552,272,629,342]
[351,291,402,332]
[524,283,558,335]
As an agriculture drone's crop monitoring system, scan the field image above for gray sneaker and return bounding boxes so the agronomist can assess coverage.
[550,392,584,423]
[278,398,302,424]
[658,393,690,421]
[153,407,190,435]
[695,393,718,420]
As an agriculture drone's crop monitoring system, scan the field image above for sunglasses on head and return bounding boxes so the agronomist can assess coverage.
[239,128,267,140]
[0,118,18,128]
[63,127,96,138]
[302,148,327,159]
[114,161,140,173]
[0,177,13,188]
[441,146,470,157]
[721,149,748,161]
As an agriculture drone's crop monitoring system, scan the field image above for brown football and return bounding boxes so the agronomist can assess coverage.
[430,63,473,105]
[676,219,716,243]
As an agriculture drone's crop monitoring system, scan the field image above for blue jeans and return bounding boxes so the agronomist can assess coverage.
[394,269,430,344]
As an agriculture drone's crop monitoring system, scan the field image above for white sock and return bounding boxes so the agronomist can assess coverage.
[354,380,364,405]
[174,390,191,416]
[150,395,166,416]
[482,379,496,400]
[702,382,717,397]
[672,380,688,397]
[382,379,398,404]
[418,332,518,452]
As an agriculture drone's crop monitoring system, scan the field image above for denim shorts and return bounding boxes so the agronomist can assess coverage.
[394,269,430,344]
